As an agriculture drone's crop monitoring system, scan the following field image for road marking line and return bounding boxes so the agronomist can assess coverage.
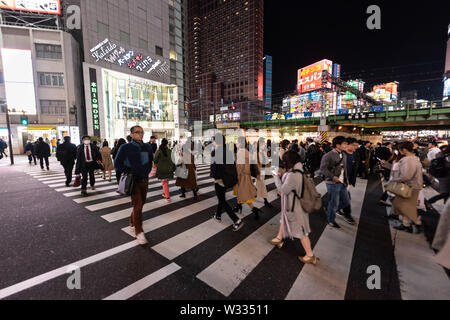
[103,263,181,300]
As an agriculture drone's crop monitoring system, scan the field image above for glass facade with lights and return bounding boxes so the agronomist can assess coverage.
[102,69,178,142]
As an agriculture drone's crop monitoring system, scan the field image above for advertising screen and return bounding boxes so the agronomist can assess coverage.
[367,82,398,102]
[290,92,321,113]
[297,59,332,94]
[0,0,61,15]
[444,78,450,97]
[1,48,37,115]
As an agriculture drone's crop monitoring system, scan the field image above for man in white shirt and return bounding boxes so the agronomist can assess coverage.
[427,141,441,161]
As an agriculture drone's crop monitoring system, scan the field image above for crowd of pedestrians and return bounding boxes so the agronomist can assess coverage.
[15,130,449,263]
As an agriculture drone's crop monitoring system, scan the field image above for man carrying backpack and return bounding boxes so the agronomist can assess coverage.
[320,136,353,228]
[210,133,244,231]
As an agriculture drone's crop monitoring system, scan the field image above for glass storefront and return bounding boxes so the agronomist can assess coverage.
[102,69,177,143]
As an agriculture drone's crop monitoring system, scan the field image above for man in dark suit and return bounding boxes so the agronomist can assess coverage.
[56,136,78,187]
[75,135,102,196]
[35,137,51,170]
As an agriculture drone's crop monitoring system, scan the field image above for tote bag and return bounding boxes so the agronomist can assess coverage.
[175,164,189,179]
[117,173,135,196]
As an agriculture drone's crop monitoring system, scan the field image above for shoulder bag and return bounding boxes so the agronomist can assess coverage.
[175,163,189,179]
[384,181,412,198]
[117,172,135,196]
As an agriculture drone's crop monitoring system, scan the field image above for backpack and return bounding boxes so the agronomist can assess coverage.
[222,164,238,188]
[429,155,448,178]
[291,169,322,213]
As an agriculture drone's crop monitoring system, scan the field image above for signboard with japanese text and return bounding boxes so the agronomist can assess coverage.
[90,38,169,80]
[89,68,101,138]
[297,59,333,94]
[0,0,61,15]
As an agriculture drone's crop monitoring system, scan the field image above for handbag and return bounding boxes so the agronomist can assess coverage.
[26,150,32,156]
[175,164,189,179]
[384,181,412,198]
[73,175,81,187]
[117,172,135,196]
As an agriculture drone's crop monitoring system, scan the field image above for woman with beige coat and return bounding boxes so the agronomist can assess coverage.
[100,140,114,182]
[234,136,261,219]
[390,141,424,233]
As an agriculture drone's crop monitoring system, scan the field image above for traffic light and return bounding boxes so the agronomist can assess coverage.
[231,105,236,110]
[20,115,29,126]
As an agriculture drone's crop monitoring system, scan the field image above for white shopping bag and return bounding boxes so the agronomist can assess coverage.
[417,189,426,210]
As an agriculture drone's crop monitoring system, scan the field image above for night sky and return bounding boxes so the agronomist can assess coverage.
[264,0,450,103]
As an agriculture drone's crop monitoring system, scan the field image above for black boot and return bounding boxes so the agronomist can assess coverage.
[180,188,186,198]
[252,207,260,220]
[233,203,242,213]
[264,198,273,208]
[193,189,199,200]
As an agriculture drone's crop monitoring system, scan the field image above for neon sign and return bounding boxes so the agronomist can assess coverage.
[90,38,169,79]
[89,68,100,137]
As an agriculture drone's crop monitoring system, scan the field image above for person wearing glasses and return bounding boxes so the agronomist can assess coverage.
[114,126,154,245]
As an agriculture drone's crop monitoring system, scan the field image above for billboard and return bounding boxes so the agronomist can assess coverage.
[1,48,37,115]
[297,59,332,94]
[444,78,450,97]
[0,0,61,15]
[367,82,398,102]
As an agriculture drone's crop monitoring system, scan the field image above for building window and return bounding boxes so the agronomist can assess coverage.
[40,100,66,114]
[38,72,64,87]
[35,44,62,59]
[120,31,130,44]
[139,38,148,49]
[97,21,109,38]
[155,46,163,56]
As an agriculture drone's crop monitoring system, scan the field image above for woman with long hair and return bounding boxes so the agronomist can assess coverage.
[100,140,114,182]
[234,136,260,219]
[154,138,174,203]
[112,138,127,183]
[270,150,318,265]
[175,140,199,199]
[389,141,424,233]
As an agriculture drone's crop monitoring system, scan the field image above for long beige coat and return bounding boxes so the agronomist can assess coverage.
[100,147,114,171]
[256,161,268,198]
[236,148,257,203]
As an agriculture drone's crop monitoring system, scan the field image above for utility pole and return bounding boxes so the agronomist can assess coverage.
[5,104,14,165]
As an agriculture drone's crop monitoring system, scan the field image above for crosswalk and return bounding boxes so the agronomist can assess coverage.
[1,165,449,300]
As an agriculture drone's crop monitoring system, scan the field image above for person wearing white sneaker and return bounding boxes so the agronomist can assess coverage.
[136,232,148,245]
[114,126,154,244]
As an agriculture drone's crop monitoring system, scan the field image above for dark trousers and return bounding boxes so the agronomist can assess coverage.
[215,183,239,223]
[81,162,96,190]
[39,156,49,169]
[130,179,149,234]
[428,193,449,204]
[28,154,37,164]
[116,171,122,184]
[63,162,74,185]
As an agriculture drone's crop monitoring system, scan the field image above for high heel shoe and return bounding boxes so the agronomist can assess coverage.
[233,203,242,214]
[251,207,260,220]
[264,198,273,208]
[269,237,284,248]
[298,255,319,265]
